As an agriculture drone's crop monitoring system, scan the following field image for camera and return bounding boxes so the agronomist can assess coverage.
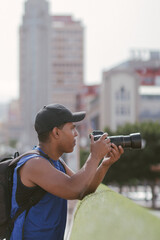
[90,130,142,149]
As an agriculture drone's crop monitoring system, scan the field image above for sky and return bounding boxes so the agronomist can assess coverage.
[0,0,160,103]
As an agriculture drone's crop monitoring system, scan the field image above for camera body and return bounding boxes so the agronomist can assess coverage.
[90,130,142,149]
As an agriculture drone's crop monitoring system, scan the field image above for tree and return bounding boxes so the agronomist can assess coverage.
[80,148,89,168]
[103,121,160,208]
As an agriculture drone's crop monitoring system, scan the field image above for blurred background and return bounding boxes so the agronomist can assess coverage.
[0,0,160,212]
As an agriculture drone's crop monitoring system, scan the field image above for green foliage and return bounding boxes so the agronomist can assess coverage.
[80,148,89,168]
[9,139,17,148]
[103,126,114,136]
[103,121,160,185]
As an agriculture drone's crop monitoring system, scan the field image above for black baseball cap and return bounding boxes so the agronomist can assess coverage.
[34,103,86,135]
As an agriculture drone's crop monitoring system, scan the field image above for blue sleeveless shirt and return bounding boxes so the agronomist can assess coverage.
[10,147,67,240]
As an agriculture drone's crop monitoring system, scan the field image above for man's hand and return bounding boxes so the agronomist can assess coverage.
[90,133,112,161]
[102,143,124,167]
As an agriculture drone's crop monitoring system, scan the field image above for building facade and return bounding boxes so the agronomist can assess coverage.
[100,69,140,131]
[51,15,84,111]
[139,86,160,122]
[19,0,84,148]
[99,49,160,132]
[19,0,52,148]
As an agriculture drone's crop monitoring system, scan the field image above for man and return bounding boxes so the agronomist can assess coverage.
[10,103,124,240]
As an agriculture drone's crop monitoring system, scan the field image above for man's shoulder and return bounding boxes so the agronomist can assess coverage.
[20,154,50,171]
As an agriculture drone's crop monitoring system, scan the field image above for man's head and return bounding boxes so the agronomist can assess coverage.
[34,103,86,141]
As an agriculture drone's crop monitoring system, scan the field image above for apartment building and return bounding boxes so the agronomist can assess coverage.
[19,0,52,148]
[100,69,140,131]
[100,49,160,131]
[19,0,84,148]
[51,15,84,111]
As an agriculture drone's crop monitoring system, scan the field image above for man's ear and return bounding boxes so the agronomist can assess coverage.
[51,127,60,139]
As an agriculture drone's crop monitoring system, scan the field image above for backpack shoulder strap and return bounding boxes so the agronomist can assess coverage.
[9,150,40,167]
[9,149,53,167]
[59,158,66,173]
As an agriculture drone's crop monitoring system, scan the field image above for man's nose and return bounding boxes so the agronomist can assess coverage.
[74,129,78,136]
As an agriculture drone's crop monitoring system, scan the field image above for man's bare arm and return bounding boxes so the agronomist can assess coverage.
[20,134,112,200]
[80,144,124,197]
[57,144,124,199]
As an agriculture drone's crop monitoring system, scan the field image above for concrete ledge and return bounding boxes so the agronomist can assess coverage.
[69,184,160,240]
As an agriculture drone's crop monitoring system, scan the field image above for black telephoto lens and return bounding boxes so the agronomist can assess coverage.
[90,131,142,149]
[109,133,141,149]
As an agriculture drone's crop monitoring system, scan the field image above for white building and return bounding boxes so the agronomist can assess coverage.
[100,69,140,131]
[51,15,84,111]
[99,50,160,132]
[139,86,160,122]
[19,0,52,148]
[19,0,84,148]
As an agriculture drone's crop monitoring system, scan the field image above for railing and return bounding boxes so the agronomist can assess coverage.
[68,184,160,240]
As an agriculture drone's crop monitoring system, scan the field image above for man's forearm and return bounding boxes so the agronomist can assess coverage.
[80,144,124,199]
[80,162,110,198]
[69,153,102,199]
[71,134,113,199]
